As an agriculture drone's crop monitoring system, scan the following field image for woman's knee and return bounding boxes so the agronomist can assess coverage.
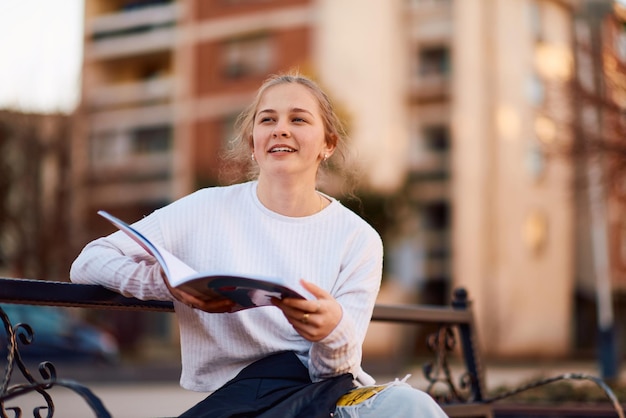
[335,383,448,418]
[378,385,446,415]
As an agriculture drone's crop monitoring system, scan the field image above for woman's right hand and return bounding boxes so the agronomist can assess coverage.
[161,270,236,313]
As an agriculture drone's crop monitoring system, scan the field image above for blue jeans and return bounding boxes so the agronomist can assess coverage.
[334,381,449,418]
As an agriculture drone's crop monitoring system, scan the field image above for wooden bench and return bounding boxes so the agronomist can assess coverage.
[0,277,622,418]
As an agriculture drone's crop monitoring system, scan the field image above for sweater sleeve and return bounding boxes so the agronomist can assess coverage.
[308,226,383,382]
[69,212,174,301]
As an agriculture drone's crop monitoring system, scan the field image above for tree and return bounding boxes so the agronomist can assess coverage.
[0,111,73,281]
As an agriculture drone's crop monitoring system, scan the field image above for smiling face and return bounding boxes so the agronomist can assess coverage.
[252,83,334,183]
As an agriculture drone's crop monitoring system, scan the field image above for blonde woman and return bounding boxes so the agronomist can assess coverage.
[71,73,447,417]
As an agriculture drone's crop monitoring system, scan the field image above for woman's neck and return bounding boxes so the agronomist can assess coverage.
[256,176,325,217]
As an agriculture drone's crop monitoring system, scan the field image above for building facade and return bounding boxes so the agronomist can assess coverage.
[72,0,624,360]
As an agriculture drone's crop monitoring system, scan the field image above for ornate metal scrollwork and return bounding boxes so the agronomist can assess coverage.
[422,325,477,404]
[0,306,111,418]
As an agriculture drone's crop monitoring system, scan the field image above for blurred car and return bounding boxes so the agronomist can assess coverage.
[0,304,119,364]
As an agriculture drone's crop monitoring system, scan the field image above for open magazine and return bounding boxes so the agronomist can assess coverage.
[97,210,306,312]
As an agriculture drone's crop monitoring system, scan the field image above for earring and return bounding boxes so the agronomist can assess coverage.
[323,153,329,161]
[251,153,255,161]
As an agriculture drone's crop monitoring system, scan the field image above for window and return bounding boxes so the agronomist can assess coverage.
[423,201,449,231]
[406,0,451,8]
[120,0,173,12]
[422,125,449,152]
[131,125,171,154]
[528,0,543,42]
[408,124,450,173]
[223,34,273,79]
[527,73,545,106]
[91,130,125,164]
[222,0,273,4]
[418,46,450,77]
[90,124,171,166]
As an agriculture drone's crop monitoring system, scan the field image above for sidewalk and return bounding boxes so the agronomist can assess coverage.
[371,358,622,394]
[482,359,616,390]
[2,382,205,418]
[5,359,623,418]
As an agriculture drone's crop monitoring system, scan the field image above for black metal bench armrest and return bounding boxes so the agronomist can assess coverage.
[0,278,173,311]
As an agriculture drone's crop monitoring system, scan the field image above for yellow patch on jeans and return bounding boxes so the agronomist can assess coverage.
[336,385,387,406]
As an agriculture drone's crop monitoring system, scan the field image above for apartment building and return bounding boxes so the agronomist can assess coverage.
[72,0,625,359]
[72,0,315,244]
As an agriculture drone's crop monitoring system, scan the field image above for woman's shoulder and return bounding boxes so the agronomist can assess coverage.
[178,182,253,204]
[195,181,251,197]
[332,201,382,242]
[156,182,253,217]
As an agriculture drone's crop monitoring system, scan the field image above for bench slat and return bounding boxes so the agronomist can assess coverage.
[0,278,173,311]
[0,278,473,325]
[372,303,473,324]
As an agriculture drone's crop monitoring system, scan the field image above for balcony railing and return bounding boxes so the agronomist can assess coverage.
[409,74,451,102]
[88,105,174,189]
[87,77,174,109]
[85,2,180,60]
[88,2,179,38]
[87,178,174,207]
[407,0,452,10]
[90,103,173,133]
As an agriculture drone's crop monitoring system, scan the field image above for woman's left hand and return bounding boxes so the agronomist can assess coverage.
[272,279,343,342]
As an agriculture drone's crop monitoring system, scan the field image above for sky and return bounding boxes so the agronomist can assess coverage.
[0,0,84,114]
[1,0,626,114]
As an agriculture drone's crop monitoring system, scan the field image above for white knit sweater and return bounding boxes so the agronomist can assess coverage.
[70,181,383,392]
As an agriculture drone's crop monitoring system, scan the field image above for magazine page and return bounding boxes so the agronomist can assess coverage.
[178,274,306,312]
[97,210,197,285]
